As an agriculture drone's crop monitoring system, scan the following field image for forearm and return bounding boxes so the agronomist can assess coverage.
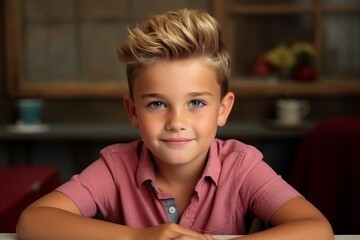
[17,207,136,240]
[232,218,334,240]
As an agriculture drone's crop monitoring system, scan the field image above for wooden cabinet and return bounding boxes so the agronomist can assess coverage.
[4,0,360,98]
[212,0,360,97]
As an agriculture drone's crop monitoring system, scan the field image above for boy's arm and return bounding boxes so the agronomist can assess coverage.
[16,191,213,240]
[232,196,334,240]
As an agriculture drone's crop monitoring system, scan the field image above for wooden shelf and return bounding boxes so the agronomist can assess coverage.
[227,4,360,15]
[13,79,360,99]
[228,5,315,15]
[322,5,360,13]
[229,79,360,98]
[11,81,128,99]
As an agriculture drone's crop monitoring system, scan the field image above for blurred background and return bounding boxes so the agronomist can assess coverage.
[0,0,359,234]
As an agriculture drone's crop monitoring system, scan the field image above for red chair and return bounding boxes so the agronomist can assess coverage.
[289,117,360,234]
[0,166,61,232]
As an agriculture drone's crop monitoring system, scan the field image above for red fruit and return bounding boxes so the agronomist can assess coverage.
[294,65,316,82]
[251,55,271,76]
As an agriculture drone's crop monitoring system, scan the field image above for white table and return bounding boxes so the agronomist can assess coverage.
[213,236,360,240]
[2,234,360,239]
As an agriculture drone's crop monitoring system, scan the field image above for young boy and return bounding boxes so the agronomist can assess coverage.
[17,9,333,240]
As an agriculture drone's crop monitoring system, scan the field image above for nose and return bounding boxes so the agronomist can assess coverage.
[165,108,187,131]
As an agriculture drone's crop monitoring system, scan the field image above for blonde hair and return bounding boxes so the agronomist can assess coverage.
[117,9,230,98]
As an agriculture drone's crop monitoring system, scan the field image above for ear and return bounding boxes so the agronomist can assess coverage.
[123,94,139,128]
[217,92,235,127]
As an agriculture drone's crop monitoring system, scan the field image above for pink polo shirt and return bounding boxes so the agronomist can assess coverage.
[57,139,301,235]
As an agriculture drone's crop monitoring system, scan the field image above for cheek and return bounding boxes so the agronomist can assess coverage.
[192,111,219,133]
[138,119,157,142]
[138,113,163,132]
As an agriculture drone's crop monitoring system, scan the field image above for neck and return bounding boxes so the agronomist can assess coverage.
[153,156,207,187]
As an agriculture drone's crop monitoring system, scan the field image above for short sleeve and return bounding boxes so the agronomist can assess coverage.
[239,151,301,223]
[56,157,118,218]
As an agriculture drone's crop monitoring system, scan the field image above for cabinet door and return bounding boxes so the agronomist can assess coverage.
[4,0,211,98]
[214,0,360,97]
[322,14,360,80]
[230,14,313,77]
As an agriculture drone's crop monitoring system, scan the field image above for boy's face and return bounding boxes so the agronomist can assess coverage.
[124,58,234,168]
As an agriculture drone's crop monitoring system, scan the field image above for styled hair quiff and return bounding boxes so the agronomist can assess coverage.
[117,9,231,98]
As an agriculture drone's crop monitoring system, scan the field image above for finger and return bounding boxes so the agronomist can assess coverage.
[171,225,212,240]
[203,234,214,240]
[172,235,211,240]
[174,231,214,240]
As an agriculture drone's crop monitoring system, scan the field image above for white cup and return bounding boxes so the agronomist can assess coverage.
[276,99,310,125]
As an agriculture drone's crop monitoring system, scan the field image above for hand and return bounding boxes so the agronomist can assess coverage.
[131,223,213,240]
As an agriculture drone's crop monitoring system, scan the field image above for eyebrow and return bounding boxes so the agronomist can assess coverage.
[140,91,213,98]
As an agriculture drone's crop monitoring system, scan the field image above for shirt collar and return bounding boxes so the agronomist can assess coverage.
[202,139,221,186]
[135,142,156,187]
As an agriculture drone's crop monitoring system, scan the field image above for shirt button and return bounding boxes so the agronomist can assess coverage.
[168,206,176,214]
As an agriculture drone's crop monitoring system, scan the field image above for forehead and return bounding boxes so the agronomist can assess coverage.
[133,59,220,97]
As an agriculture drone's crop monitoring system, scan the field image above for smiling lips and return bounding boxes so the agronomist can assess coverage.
[161,138,193,146]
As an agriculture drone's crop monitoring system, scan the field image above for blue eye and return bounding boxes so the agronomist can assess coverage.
[147,101,165,109]
[189,100,205,108]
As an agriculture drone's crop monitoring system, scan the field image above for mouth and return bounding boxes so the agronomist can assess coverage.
[160,138,193,146]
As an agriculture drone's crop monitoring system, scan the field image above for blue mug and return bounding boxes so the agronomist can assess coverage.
[17,99,44,125]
